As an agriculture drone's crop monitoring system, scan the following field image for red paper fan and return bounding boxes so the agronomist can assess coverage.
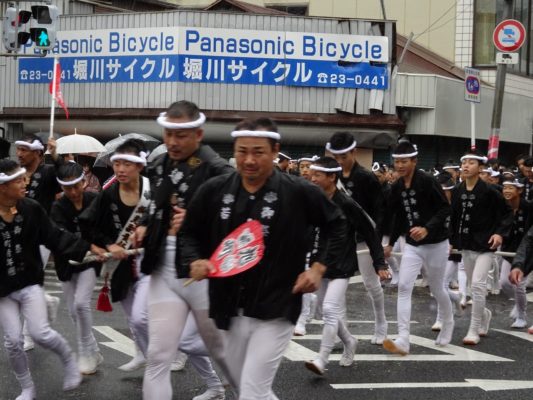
[208,220,265,278]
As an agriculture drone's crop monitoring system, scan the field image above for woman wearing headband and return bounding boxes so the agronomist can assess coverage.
[0,159,89,400]
[50,163,107,375]
[80,139,152,371]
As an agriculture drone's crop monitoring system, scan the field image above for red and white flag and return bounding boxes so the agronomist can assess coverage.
[49,62,69,119]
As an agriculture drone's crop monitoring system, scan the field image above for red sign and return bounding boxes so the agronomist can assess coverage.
[209,220,265,278]
[493,19,526,52]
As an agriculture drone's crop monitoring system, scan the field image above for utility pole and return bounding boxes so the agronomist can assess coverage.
[488,0,514,159]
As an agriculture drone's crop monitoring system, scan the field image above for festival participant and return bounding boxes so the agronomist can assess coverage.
[305,157,388,375]
[16,134,62,351]
[521,157,533,200]
[277,152,290,172]
[499,179,532,329]
[80,139,152,370]
[0,159,87,400]
[298,156,317,181]
[431,175,465,332]
[509,226,533,334]
[451,151,513,345]
[50,163,107,375]
[382,140,454,355]
[139,101,234,400]
[326,132,387,344]
[442,161,461,184]
[181,127,346,399]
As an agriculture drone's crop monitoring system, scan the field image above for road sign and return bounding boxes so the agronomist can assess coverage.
[496,52,519,64]
[464,67,481,103]
[493,19,526,52]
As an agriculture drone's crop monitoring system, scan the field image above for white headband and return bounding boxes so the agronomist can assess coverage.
[157,112,206,129]
[460,154,488,163]
[442,185,455,190]
[15,140,44,151]
[110,151,148,166]
[372,162,380,172]
[231,130,281,141]
[299,156,318,163]
[310,165,342,173]
[325,140,356,154]
[503,180,524,188]
[0,168,26,184]
[443,165,460,170]
[57,173,85,186]
[278,152,290,159]
[392,151,418,158]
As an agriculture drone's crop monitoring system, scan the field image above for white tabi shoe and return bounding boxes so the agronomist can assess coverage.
[511,317,527,329]
[479,309,492,337]
[431,321,442,332]
[339,336,358,367]
[192,386,226,400]
[118,353,146,372]
[171,351,188,372]
[305,358,326,376]
[382,338,409,356]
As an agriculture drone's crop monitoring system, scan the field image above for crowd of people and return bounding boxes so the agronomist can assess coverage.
[0,99,532,400]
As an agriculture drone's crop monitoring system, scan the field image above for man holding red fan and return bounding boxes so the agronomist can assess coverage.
[181,120,347,400]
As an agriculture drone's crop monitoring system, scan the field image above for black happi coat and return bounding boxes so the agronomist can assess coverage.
[0,198,89,297]
[179,169,347,330]
[451,179,513,252]
[325,190,387,279]
[501,198,533,262]
[50,192,101,282]
[389,169,451,247]
[26,164,61,214]
[340,163,384,240]
[141,145,233,276]
[79,181,147,302]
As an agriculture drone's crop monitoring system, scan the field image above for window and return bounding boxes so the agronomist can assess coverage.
[474,0,532,76]
[267,6,308,15]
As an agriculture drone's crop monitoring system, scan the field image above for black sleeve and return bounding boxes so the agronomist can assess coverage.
[512,225,533,275]
[35,204,90,262]
[302,182,347,268]
[78,191,115,247]
[424,177,452,235]
[345,198,387,271]
[493,189,514,238]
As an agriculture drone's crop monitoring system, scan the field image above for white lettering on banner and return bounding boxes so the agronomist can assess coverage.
[21,26,388,63]
[181,28,388,63]
[20,27,179,57]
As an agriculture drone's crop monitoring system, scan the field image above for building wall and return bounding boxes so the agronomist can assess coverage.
[0,10,396,115]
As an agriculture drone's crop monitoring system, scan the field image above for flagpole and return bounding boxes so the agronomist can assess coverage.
[49,56,59,139]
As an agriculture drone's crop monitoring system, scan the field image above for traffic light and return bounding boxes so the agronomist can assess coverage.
[30,5,59,51]
[2,7,32,51]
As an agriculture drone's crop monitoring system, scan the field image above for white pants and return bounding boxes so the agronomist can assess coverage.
[179,313,223,389]
[461,251,494,332]
[396,241,452,341]
[62,268,100,357]
[315,278,352,364]
[225,315,293,400]
[500,259,527,319]
[356,242,387,334]
[0,285,74,391]
[120,274,150,357]
[143,237,231,400]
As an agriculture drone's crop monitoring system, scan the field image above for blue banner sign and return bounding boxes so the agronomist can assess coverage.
[18,27,389,89]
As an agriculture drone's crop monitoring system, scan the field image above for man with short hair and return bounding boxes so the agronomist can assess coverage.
[451,151,513,345]
[383,140,454,355]
[139,101,234,400]
[181,127,347,399]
